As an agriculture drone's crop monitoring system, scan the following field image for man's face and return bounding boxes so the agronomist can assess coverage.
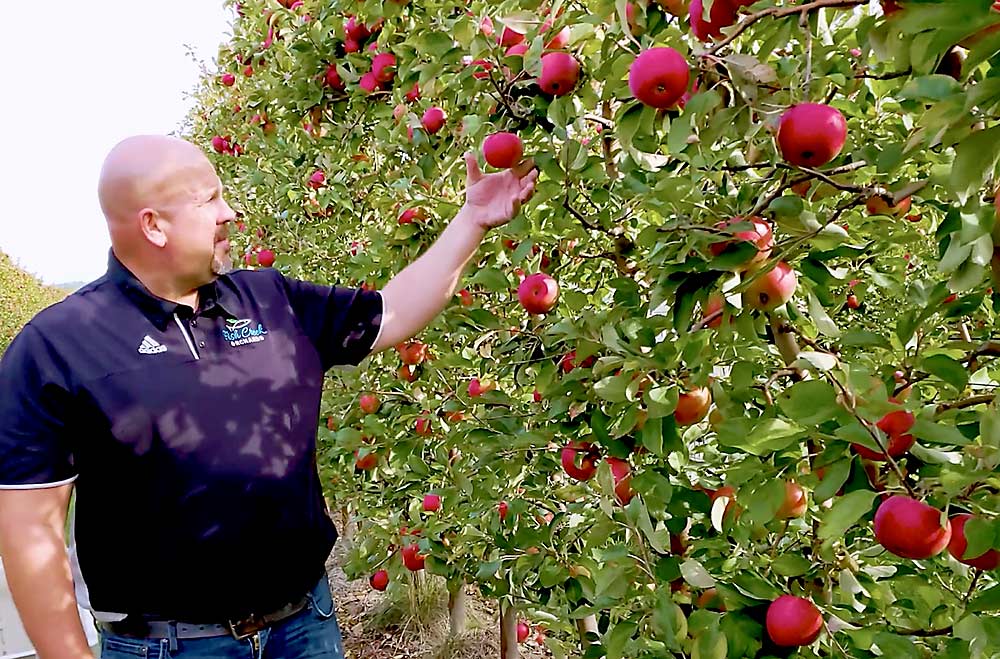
[156,158,237,285]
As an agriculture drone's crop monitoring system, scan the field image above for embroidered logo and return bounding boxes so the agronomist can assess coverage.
[137,335,167,355]
[222,318,269,347]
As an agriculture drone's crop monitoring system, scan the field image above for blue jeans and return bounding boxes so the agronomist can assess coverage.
[97,575,345,658]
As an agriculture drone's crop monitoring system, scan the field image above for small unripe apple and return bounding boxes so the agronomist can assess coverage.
[369,570,389,591]
[777,103,848,168]
[423,494,441,512]
[421,107,447,134]
[415,416,433,436]
[257,249,276,267]
[846,294,860,310]
[457,288,473,306]
[518,272,560,314]
[874,495,951,559]
[538,52,580,96]
[405,83,420,102]
[397,341,427,366]
[743,261,797,311]
[221,73,236,86]
[766,595,823,647]
[561,441,599,481]
[359,393,379,414]
[948,514,1000,570]
[483,132,524,168]
[674,387,711,425]
[628,47,690,110]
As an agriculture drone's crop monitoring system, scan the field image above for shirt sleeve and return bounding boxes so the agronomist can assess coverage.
[0,324,77,489]
[275,273,384,370]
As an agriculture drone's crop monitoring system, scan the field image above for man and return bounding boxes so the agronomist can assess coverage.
[0,135,537,658]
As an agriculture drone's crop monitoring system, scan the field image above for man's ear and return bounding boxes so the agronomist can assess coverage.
[139,208,168,247]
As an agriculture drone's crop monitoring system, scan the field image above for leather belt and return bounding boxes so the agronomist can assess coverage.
[97,594,310,641]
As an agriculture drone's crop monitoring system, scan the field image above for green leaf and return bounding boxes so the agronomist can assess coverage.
[716,418,807,456]
[949,126,1000,205]
[476,560,502,579]
[912,419,971,445]
[969,584,1000,613]
[605,621,637,659]
[814,459,851,504]
[771,554,812,577]
[922,354,970,391]
[818,490,877,541]
[873,633,918,656]
[595,375,629,403]
[777,380,841,426]
[898,75,963,102]
[963,516,997,561]
[681,559,716,588]
[840,330,892,350]
[691,627,728,659]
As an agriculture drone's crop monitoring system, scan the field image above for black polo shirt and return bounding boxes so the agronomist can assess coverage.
[0,251,382,621]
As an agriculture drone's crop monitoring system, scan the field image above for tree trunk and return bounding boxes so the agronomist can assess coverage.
[448,581,468,636]
[577,614,599,650]
[500,601,520,659]
[768,314,802,368]
[339,505,354,542]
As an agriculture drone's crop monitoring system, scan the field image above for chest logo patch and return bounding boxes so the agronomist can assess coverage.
[222,318,269,347]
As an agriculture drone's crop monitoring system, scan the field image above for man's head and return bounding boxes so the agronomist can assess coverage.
[98,135,236,295]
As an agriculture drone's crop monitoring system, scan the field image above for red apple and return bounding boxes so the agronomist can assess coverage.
[405,83,421,102]
[344,15,370,41]
[948,514,1000,570]
[674,387,712,425]
[703,294,725,329]
[518,272,560,314]
[743,261,797,311]
[359,72,381,93]
[560,350,596,373]
[257,249,276,267]
[423,494,441,512]
[371,52,396,83]
[457,288,473,306]
[866,195,912,217]
[324,64,344,89]
[561,441,599,481]
[775,481,807,520]
[397,365,417,382]
[846,294,860,310]
[468,378,496,398]
[221,73,236,86]
[533,389,543,402]
[688,0,739,42]
[359,393,379,415]
[545,26,570,49]
[211,135,230,154]
[369,570,389,591]
[607,457,635,505]
[766,595,823,647]
[696,588,725,611]
[538,52,580,96]
[397,341,427,366]
[628,47,690,110]
[516,621,530,643]
[308,169,326,189]
[874,495,951,559]
[354,449,377,470]
[777,104,848,168]
[415,416,433,436]
[499,500,509,521]
[498,25,525,47]
[483,132,524,168]
[421,107,447,134]
[710,216,773,269]
[401,543,425,571]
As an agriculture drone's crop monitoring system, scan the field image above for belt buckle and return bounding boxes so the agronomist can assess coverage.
[228,614,266,641]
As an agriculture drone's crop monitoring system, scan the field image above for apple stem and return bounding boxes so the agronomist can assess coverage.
[703,0,867,57]
[962,569,983,607]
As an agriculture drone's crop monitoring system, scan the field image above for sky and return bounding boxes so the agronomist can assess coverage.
[0,2,234,285]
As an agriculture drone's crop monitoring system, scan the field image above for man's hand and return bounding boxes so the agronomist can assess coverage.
[461,151,538,230]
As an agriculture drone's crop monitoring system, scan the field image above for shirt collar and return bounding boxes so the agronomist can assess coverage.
[106,250,238,330]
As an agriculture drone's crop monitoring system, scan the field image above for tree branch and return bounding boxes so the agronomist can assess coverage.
[936,394,996,414]
[704,0,867,56]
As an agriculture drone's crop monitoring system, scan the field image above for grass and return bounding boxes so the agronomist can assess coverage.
[0,251,67,356]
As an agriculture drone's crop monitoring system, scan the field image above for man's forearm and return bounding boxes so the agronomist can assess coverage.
[375,205,488,350]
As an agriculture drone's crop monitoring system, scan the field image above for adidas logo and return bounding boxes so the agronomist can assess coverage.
[137,335,167,355]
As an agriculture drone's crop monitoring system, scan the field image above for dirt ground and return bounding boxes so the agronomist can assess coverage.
[325,530,552,659]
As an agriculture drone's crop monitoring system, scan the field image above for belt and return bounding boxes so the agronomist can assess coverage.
[97,594,310,641]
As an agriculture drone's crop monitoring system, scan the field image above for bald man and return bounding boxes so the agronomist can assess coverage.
[0,135,537,658]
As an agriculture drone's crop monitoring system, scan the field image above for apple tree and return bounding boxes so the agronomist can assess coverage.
[188,0,1000,656]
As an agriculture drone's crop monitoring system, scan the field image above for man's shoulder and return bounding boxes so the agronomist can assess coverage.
[24,275,115,333]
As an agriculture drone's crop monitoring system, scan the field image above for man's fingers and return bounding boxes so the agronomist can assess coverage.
[512,157,536,178]
[465,151,483,184]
